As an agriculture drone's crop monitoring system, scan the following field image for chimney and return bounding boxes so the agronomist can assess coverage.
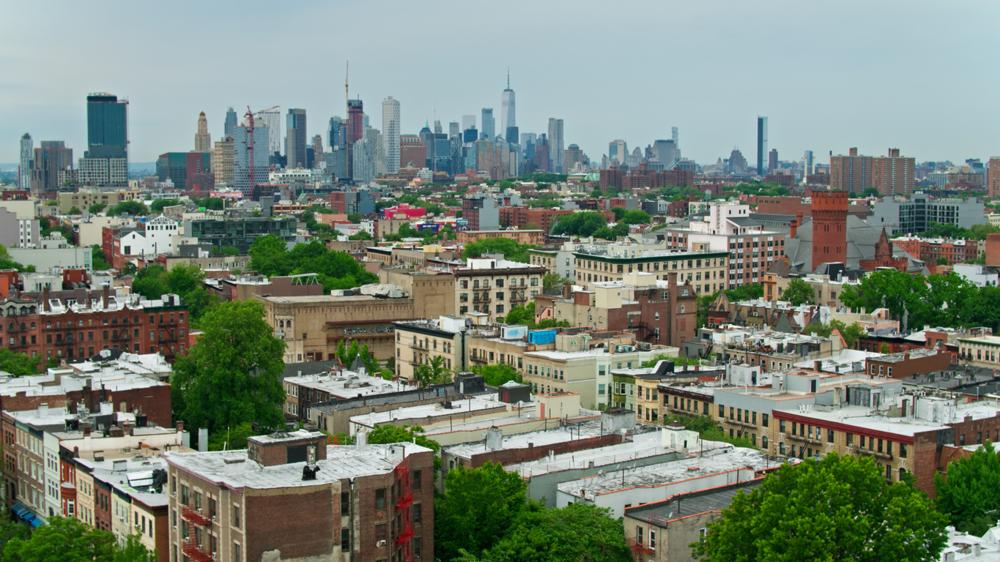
[42,286,51,312]
[102,284,110,308]
[789,217,798,239]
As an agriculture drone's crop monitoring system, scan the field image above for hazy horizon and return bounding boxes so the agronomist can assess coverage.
[2,0,998,166]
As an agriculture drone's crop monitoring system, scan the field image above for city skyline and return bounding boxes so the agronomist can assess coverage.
[1,0,998,165]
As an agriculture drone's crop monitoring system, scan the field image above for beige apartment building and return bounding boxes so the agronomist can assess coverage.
[573,250,728,295]
[455,257,546,322]
[57,189,141,214]
[393,316,468,382]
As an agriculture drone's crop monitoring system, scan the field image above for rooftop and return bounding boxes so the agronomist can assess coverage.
[285,370,416,399]
[508,429,694,478]
[165,442,431,489]
[625,480,764,527]
[349,393,512,430]
[443,419,611,460]
[774,404,951,437]
[0,362,169,397]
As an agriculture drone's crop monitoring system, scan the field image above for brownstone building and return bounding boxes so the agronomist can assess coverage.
[864,349,952,379]
[165,431,434,562]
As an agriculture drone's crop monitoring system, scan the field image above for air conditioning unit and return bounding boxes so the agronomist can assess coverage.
[377,540,387,548]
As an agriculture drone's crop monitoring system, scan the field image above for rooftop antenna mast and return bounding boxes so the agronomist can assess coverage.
[345,60,350,107]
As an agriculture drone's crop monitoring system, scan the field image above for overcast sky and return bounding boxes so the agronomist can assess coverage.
[2,0,998,165]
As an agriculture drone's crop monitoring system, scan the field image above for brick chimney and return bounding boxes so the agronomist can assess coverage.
[102,284,110,309]
[42,286,51,312]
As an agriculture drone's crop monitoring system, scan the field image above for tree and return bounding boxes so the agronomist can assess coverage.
[503,302,536,326]
[1,516,155,561]
[693,454,947,562]
[413,355,452,387]
[171,301,285,446]
[90,246,111,271]
[437,462,529,561]
[131,264,216,325]
[367,424,439,454]
[106,200,149,217]
[551,211,608,237]
[725,283,763,302]
[481,503,631,562]
[462,238,534,263]
[0,349,41,376]
[620,209,651,225]
[150,199,180,213]
[542,272,569,294]
[936,441,1000,535]
[335,340,379,374]
[87,203,107,214]
[472,364,522,386]
[782,278,814,306]
[348,231,372,241]
[0,245,32,273]
[640,354,700,368]
[249,236,377,292]
[67,206,82,215]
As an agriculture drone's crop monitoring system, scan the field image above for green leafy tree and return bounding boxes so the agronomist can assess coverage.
[413,355,452,387]
[620,209,651,225]
[67,206,82,215]
[725,283,764,302]
[936,441,1000,535]
[1,516,155,561]
[693,454,947,562]
[551,211,608,237]
[542,272,569,294]
[249,236,376,292]
[437,462,529,561]
[131,264,216,325]
[481,503,631,562]
[87,203,107,214]
[503,302,536,325]
[782,278,815,306]
[367,424,439,454]
[0,349,42,376]
[348,231,372,241]
[171,301,285,447]
[106,200,149,217]
[462,238,535,263]
[0,245,31,272]
[472,364,522,386]
[150,199,180,213]
[640,354,700,368]
[335,340,379,374]
[90,246,111,271]
[192,196,224,210]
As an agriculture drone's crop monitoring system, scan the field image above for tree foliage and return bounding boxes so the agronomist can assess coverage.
[131,264,216,325]
[551,211,608,237]
[611,207,651,225]
[149,199,180,213]
[90,246,111,271]
[249,236,377,291]
[0,349,41,376]
[936,441,1000,535]
[1,516,155,561]
[462,238,535,263]
[725,283,764,302]
[367,424,439,454]
[472,364,522,387]
[106,200,149,217]
[171,301,285,443]
[480,503,631,562]
[335,340,379,374]
[783,278,815,306]
[413,355,452,387]
[436,462,530,561]
[502,302,569,329]
[87,203,107,214]
[694,454,947,562]
[0,244,33,272]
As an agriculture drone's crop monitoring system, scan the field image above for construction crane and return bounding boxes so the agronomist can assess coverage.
[243,105,279,190]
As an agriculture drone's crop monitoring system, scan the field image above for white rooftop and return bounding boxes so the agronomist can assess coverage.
[285,370,416,399]
[508,430,686,478]
[165,442,431,490]
[349,394,512,431]
[443,420,609,460]
[774,405,951,437]
[0,363,168,398]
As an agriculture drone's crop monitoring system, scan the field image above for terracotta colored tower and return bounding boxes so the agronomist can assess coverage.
[811,190,848,270]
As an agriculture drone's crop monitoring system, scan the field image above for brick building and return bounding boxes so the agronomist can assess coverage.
[892,236,979,269]
[165,430,434,562]
[864,349,952,379]
[810,190,848,270]
[498,206,573,233]
[599,165,693,189]
[0,289,189,366]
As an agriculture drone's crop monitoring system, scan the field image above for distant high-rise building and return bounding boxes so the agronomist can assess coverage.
[347,99,364,179]
[18,133,33,190]
[433,120,443,135]
[400,134,426,169]
[352,127,384,183]
[194,111,211,152]
[547,118,564,173]
[448,122,460,139]
[756,116,767,176]
[381,97,400,174]
[80,93,128,186]
[328,117,345,150]
[830,147,914,196]
[768,148,779,173]
[285,108,307,168]
[461,115,476,132]
[311,135,323,159]
[803,150,815,176]
[224,107,238,138]
[989,157,1000,198]
[31,141,73,195]
[481,108,495,140]
[652,139,679,169]
[609,139,627,167]
[258,109,282,156]
[212,137,235,186]
[672,126,679,148]
[501,71,516,142]
[233,124,269,195]
[564,144,586,172]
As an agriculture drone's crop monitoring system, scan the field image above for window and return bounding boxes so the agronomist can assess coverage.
[827,429,834,443]
[232,505,241,529]
[762,413,769,427]
[412,470,422,491]
[635,525,644,545]
[341,528,350,550]
[649,529,656,549]
[779,419,786,433]
[899,443,907,458]
[718,405,725,418]
[233,542,242,562]
[375,488,387,510]
[376,524,388,541]
[341,491,350,515]
[412,503,422,523]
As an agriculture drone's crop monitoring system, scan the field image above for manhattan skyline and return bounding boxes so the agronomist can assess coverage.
[1,0,997,164]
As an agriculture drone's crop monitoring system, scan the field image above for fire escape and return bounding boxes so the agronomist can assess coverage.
[394,462,415,562]
[181,505,214,562]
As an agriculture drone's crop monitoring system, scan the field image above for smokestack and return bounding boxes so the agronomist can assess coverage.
[102,284,110,308]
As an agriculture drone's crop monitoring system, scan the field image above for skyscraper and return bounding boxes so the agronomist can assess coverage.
[547,118,565,173]
[346,99,364,180]
[756,116,768,176]
[31,141,73,195]
[461,115,476,132]
[481,108,495,140]
[285,108,307,168]
[672,126,679,148]
[80,93,128,186]
[233,124,269,196]
[381,97,401,174]
[608,139,628,166]
[500,71,516,142]
[768,148,779,173]
[258,109,282,156]
[652,139,679,169]
[224,107,238,139]
[803,150,815,176]
[19,133,33,190]
[194,112,211,152]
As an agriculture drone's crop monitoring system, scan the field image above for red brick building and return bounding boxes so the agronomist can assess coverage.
[498,206,574,233]
[165,431,434,562]
[0,288,189,366]
[599,165,694,190]
[810,191,848,270]
[892,236,979,271]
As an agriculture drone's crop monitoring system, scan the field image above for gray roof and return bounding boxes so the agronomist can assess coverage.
[784,215,925,274]
[625,480,762,527]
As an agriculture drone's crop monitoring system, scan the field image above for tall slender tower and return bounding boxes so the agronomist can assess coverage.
[194,112,211,152]
[19,133,33,190]
[224,107,238,138]
[481,108,495,140]
[500,70,516,142]
[285,109,307,168]
[382,96,401,174]
[756,116,768,176]
[547,118,564,173]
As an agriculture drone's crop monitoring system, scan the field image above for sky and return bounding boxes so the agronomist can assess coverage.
[1,0,998,166]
